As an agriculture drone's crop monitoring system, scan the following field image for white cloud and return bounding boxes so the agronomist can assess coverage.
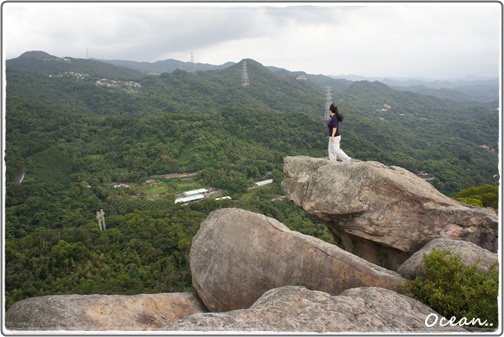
[2,2,500,79]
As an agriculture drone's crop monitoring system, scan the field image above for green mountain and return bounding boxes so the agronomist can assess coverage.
[5,52,499,191]
[7,51,146,80]
[4,51,499,310]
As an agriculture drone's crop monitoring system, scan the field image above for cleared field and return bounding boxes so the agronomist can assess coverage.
[130,177,206,201]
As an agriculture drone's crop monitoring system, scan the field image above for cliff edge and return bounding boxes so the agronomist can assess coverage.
[281,156,498,270]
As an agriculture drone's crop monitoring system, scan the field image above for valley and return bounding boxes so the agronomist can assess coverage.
[3,50,499,311]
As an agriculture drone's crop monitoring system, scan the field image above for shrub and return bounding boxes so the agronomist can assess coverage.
[401,248,499,330]
[454,184,498,210]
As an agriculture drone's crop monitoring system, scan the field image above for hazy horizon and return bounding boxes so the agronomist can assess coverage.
[9,49,500,83]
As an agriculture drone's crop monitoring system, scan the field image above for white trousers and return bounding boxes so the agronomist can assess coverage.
[328,136,351,162]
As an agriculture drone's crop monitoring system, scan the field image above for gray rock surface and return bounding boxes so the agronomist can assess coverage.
[398,237,499,279]
[5,292,207,331]
[190,207,405,312]
[161,285,466,333]
[281,156,498,270]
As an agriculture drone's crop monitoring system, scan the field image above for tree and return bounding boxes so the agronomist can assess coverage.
[401,248,498,331]
[454,185,498,210]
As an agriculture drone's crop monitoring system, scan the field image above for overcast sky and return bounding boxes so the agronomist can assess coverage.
[2,2,501,80]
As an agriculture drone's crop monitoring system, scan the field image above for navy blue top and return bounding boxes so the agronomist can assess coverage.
[327,115,341,137]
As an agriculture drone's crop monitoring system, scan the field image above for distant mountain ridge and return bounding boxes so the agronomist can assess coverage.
[331,74,499,102]
[95,56,500,103]
[93,58,236,74]
[8,50,498,103]
[8,50,146,80]
[331,74,498,86]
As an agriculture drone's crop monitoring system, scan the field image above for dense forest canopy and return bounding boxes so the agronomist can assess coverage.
[3,52,499,310]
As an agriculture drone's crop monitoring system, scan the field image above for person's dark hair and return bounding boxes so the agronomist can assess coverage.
[330,103,344,122]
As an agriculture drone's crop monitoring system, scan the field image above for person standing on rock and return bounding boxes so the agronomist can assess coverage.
[327,103,352,162]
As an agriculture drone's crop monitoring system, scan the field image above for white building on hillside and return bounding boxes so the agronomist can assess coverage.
[253,179,273,187]
[183,188,208,197]
[175,194,205,204]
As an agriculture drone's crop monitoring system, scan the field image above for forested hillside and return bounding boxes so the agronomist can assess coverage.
[4,52,499,310]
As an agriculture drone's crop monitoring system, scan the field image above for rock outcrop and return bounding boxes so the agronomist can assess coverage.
[162,285,466,333]
[282,156,498,270]
[190,207,405,312]
[5,292,207,331]
[398,237,499,279]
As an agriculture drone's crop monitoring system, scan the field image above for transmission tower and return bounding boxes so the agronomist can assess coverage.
[190,51,196,73]
[325,87,332,120]
[96,209,106,230]
[242,60,250,87]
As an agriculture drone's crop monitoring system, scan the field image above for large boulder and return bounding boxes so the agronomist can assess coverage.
[398,237,499,279]
[5,292,207,331]
[161,285,466,333]
[190,208,405,312]
[282,156,498,270]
